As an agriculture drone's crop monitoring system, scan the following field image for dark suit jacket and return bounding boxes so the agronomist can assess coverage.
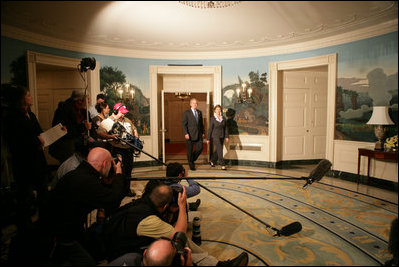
[182,109,204,141]
[207,115,229,140]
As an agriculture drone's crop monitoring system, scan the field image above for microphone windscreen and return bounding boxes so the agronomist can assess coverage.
[278,221,302,236]
[308,159,332,184]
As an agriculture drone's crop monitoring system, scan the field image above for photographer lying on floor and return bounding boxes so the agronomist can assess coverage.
[104,184,248,266]
[108,233,193,266]
[165,162,201,211]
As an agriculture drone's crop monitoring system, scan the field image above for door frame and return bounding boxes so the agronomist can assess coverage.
[27,50,100,117]
[161,90,211,163]
[150,65,222,162]
[269,54,337,163]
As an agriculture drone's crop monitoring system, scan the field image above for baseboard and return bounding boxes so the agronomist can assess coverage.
[330,170,398,192]
[132,159,398,192]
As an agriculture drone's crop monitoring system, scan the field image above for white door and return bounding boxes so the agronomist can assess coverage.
[281,67,328,160]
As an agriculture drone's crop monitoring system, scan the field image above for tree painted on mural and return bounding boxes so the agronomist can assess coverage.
[222,70,268,135]
[335,68,398,141]
[100,66,150,135]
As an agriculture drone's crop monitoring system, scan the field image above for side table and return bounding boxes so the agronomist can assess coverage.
[357,148,398,185]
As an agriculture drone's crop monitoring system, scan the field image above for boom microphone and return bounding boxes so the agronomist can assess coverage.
[274,221,302,237]
[303,159,332,188]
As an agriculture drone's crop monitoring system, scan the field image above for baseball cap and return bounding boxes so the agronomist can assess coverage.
[113,103,129,114]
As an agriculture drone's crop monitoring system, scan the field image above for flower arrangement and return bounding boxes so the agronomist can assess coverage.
[385,134,398,151]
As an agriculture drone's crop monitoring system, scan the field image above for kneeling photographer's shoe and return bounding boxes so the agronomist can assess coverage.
[217,252,248,266]
[189,199,201,211]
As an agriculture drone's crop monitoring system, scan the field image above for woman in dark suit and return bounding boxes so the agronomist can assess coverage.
[2,83,50,231]
[206,105,229,170]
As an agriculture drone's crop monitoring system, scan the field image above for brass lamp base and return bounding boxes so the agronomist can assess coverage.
[374,125,386,151]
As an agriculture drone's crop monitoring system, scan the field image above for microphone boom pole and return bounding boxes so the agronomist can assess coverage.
[116,136,167,166]
[197,182,301,236]
[117,137,335,237]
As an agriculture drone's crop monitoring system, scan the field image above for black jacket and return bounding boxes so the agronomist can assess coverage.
[104,196,164,261]
[207,115,229,140]
[48,161,125,242]
[5,109,48,184]
[182,109,204,141]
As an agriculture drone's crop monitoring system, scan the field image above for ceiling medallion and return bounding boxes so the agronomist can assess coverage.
[179,1,241,9]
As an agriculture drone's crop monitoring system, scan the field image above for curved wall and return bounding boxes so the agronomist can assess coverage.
[1,30,398,181]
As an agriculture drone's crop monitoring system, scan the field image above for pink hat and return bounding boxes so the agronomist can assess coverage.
[113,103,129,114]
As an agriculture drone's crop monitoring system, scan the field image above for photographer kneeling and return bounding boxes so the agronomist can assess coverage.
[105,183,248,266]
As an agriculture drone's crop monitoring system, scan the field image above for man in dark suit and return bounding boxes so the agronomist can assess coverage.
[182,98,204,170]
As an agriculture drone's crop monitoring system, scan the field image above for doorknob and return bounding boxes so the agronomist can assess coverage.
[160,129,167,132]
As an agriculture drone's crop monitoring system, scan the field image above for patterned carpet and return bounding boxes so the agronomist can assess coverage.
[131,166,398,266]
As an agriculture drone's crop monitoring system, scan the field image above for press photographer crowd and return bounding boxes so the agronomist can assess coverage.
[0,82,249,266]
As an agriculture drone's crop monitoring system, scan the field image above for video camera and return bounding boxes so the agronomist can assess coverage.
[110,122,143,155]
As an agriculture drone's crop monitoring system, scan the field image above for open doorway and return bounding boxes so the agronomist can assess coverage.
[27,51,100,165]
[163,92,210,163]
[150,65,222,165]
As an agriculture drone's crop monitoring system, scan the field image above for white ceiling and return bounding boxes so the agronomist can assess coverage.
[1,1,398,54]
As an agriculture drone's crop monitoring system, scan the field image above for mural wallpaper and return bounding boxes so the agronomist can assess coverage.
[1,32,398,143]
[335,38,398,142]
[222,71,268,135]
[99,66,150,135]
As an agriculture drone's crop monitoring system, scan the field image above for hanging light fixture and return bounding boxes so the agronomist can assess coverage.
[179,1,241,9]
[113,82,136,100]
[175,92,191,100]
[236,81,253,104]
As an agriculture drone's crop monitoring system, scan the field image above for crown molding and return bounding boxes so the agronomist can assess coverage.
[2,19,397,60]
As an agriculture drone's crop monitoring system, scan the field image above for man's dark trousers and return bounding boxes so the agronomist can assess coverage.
[186,138,203,168]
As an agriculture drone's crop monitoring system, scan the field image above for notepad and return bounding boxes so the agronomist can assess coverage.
[39,123,67,147]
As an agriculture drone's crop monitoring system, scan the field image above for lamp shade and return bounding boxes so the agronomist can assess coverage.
[367,106,394,125]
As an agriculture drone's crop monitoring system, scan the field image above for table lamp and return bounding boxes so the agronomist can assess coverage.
[366,106,394,150]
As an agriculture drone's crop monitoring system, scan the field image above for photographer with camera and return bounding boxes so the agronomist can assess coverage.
[45,147,127,265]
[98,102,138,197]
[165,162,201,212]
[108,233,193,266]
[105,183,248,266]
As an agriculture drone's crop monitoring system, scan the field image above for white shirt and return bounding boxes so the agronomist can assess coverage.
[100,116,133,136]
[191,108,198,119]
[214,113,223,122]
[89,104,99,119]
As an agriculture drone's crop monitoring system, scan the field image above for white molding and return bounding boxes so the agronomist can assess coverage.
[2,19,397,60]
[149,65,222,161]
[269,54,337,164]
[26,50,101,116]
[333,140,398,181]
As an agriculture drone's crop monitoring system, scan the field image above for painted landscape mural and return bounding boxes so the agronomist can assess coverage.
[222,71,269,135]
[1,32,397,142]
[336,69,398,142]
[100,66,150,135]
